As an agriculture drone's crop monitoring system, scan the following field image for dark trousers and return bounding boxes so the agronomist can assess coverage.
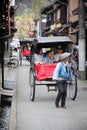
[55,80,67,107]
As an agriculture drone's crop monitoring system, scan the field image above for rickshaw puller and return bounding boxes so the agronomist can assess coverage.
[53,53,72,108]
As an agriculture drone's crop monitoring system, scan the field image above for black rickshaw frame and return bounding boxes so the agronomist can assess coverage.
[29,36,77,101]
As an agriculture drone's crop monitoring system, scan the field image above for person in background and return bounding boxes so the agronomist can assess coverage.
[53,53,72,108]
[44,50,53,63]
[26,43,31,50]
[34,48,45,65]
[54,46,63,62]
[71,46,78,72]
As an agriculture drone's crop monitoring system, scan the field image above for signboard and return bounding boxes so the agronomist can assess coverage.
[10,0,15,6]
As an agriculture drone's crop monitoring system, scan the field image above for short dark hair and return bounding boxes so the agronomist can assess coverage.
[46,50,52,55]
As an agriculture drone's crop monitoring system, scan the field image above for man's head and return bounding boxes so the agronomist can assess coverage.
[60,52,71,63]
[46,50,52,58]
[57,46,63,54]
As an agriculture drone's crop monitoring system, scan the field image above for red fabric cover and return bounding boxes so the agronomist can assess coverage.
[21,49,31,56]
[34,63,57,81]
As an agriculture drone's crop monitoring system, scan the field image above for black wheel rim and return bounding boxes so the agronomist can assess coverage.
[69,66,77,100]
[29,68,35,101]
[69,75,77,100]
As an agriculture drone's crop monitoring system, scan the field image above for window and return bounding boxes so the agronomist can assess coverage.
[57,9,60,20]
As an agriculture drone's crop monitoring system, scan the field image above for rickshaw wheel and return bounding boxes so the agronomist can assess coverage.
[69,67,77,100]
[19,52,22,65]
[10,59,19,68]
[29,67,35,101]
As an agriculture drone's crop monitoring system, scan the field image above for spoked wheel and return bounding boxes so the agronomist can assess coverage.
[69,67,77,100]
[29,67,36,101]
[10,59,19,68]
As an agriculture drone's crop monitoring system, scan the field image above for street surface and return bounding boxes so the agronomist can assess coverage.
[16,60,87,130]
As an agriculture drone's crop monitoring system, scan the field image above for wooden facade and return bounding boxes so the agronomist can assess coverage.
[0,0,17,88]
[41,0,69,36]
[41,0,87,79]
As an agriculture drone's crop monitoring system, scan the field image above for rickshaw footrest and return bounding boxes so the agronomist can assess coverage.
[47,85,57,92]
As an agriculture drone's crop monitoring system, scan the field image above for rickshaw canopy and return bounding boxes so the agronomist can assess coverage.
[29,36,77,102]
[32,36,73,48]
[20,38,34,44]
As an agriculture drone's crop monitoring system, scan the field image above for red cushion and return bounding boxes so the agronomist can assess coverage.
[34,63,57,80]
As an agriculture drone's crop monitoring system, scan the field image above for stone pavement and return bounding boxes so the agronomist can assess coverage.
[16,65,87,130]
[1,64,87,130]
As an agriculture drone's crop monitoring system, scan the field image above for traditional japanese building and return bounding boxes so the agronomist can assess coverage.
[40,0,87,79]
[69,0,87,79]
[0,0,17,88]
[41,0,69,36]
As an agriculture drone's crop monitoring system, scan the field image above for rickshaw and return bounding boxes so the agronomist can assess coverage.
[29,36,77,101]
[19,38,34,65]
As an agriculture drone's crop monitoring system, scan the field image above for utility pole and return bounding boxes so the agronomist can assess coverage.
[39,0,42,37]
[78,0,86,80]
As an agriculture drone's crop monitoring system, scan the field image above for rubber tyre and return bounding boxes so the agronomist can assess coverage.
[19,52,22,65]
[29,67,35,101]
[69,67,77,100]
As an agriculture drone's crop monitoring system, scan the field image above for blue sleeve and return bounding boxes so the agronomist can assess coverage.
[44,56,48,63]
[52,63,61,80]
[66,64,72,79]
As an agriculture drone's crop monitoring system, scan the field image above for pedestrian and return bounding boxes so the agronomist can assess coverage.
[52,52,72,108]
